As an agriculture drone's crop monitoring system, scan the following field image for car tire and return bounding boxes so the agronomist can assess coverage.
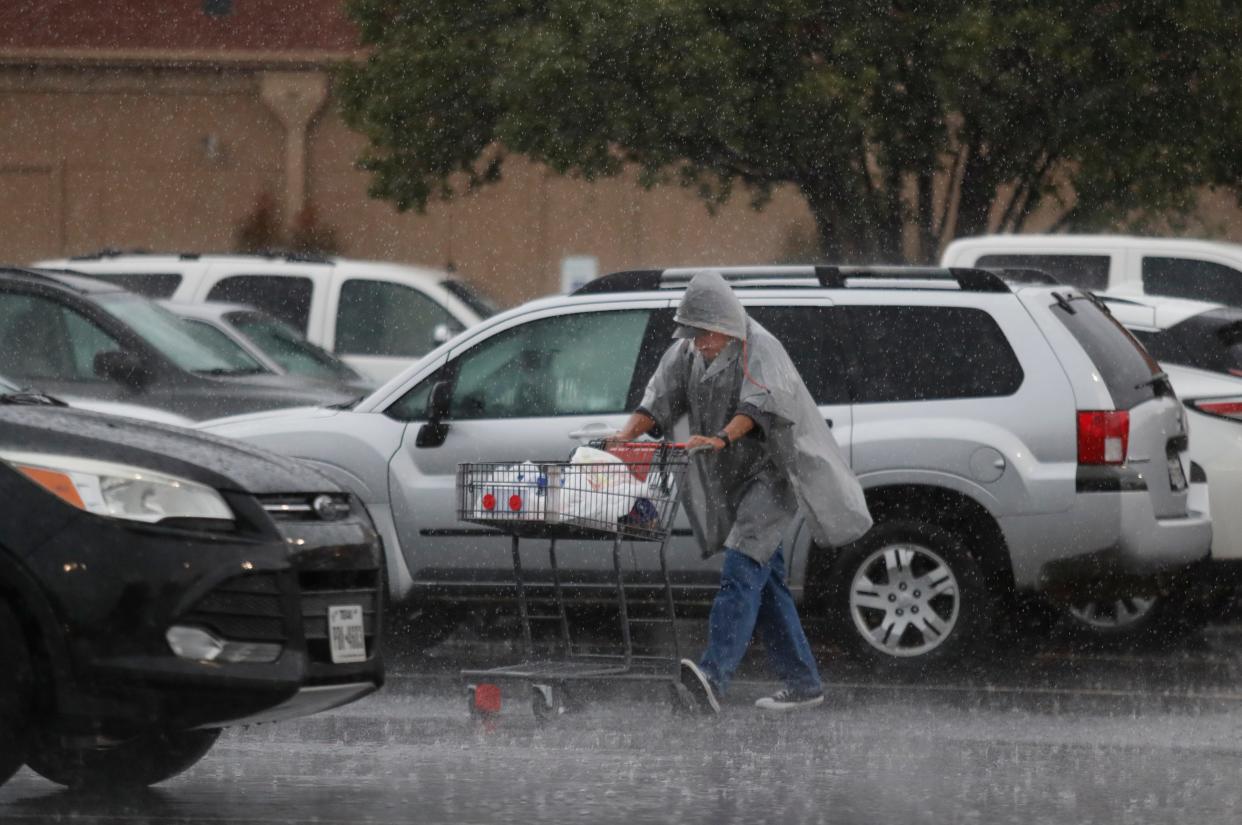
[827,520,996,671]
[25,728,220,789]
[0,602,33,786]
[1059,588,1211,650]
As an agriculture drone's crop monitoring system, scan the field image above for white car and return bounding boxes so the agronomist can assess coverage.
[34,252,496,383]
[1058,292,1242,634]
[943,234,1242,307]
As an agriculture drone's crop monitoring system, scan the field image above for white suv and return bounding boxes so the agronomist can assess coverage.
[942,234,1242,307]
[34,252,493,384]
[199,266,1212,669]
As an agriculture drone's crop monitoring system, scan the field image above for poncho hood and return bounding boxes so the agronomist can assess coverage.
[673,271,749,340]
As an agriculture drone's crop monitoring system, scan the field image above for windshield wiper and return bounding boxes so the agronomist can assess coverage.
[1136,370,1170,391]
[324,394,366,410]
[194,367,268,377]
[0,391,68,407]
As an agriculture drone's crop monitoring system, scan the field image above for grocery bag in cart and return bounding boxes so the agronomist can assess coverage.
[553,446,653,532]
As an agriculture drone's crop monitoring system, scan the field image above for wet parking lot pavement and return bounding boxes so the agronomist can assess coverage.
[8,622,1242,824]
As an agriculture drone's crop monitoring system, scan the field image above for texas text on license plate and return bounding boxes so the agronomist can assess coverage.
[1168,453,1188,492]
[328,604,367,664]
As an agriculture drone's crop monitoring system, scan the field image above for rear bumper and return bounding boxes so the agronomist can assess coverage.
[1004,484,1212,591]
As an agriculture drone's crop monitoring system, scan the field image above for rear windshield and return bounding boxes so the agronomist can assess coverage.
[1048,291,1163,409]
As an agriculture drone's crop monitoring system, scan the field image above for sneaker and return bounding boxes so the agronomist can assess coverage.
[754,688,824,712]
[679,659,720,715]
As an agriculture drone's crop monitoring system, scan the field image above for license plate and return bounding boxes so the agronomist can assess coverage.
[1168,454,1188,492]
[327,605,367,664]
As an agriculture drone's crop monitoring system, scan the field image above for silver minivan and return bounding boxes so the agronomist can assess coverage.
[201,267,1212,669]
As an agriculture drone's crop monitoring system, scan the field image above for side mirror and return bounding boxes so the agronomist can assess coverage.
[432,323,454,345]
[415,380,452,448]
[93,350,149,391]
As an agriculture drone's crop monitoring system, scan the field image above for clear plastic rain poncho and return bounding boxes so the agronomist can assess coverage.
[639,271,873,562]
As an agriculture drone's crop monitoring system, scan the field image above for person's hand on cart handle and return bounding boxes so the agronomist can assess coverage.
[687,434,726,452]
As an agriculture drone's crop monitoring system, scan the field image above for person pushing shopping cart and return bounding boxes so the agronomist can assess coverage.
[608,269,873,713]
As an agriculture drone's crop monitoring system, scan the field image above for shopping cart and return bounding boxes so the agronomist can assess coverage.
[456,441,701,721]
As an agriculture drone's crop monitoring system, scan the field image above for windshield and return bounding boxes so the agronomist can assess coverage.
[96,294,266,375]
[1148,309,1242,378]
[441,278,499,318]
[226,310,364,382]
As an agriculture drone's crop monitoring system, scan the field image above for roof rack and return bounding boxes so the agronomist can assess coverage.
[572,265,1012,295]
[65,249,332,265]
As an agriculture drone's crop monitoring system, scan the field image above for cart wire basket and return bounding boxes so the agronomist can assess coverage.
[456,441,686,542]
[455,441,700,721]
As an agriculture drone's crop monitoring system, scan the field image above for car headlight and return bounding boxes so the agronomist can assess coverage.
[1,450,233,525]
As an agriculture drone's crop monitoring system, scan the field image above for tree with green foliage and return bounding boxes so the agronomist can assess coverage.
[338,0,1242,262]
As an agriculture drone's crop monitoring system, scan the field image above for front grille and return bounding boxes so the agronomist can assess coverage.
[299,569,380,664]
[181,572,286,643]
[256,493,352,522]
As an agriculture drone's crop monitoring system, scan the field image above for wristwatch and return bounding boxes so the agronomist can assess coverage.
[715,430,732,449]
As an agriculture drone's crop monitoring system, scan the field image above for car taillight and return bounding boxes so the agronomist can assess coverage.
[1187,398,1242,422]
[1077,411,1130,465]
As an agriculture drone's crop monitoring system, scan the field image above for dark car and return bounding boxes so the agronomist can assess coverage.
[0,267,356,421]
[0,402,384,788]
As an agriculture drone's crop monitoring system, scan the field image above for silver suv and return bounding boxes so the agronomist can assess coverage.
[201,266,1212,669]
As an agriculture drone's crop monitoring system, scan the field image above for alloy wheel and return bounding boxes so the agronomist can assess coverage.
[1067,595,1157,630]
[848,542,961,658]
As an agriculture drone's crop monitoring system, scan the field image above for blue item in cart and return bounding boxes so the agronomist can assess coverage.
[623,497,659,530]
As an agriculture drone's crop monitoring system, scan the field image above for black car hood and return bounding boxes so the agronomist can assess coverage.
[0,406,336,495]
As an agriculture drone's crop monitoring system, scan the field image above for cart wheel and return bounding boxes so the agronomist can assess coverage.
[531,684,568,723]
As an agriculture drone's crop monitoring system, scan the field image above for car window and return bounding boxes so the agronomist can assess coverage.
[75,272,183,298]
[181,319,271,374]
[226,310,361,382]
[846,306,1024,403]
[976,254,1110,291]
[1141,256,1242,306]
[746,306,849,405]
[0,291,121,381]
[336,279,462,358]
[206,275,314,333]
[386,309,652,421]
[1156,309,1242,377]
[1049,292,1162,409]
[96,293,263,375]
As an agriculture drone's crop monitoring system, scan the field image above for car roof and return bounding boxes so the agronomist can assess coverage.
[158,299,257,319]
[946,233,1242,257]
[571,265,1048,296]
[38,251,452,284]
[0,266,126,295]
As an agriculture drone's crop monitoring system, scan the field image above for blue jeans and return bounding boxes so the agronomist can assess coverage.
[698,546,823,696]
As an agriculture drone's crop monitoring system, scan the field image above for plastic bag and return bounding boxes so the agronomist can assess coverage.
[555,446,650,529]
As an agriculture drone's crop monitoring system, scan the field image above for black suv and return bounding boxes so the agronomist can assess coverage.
[0,267,355,422]
[0,402,384,788]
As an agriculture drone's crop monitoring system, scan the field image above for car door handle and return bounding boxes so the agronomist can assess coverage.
[568,423,617,440]
[825,418,833,429]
